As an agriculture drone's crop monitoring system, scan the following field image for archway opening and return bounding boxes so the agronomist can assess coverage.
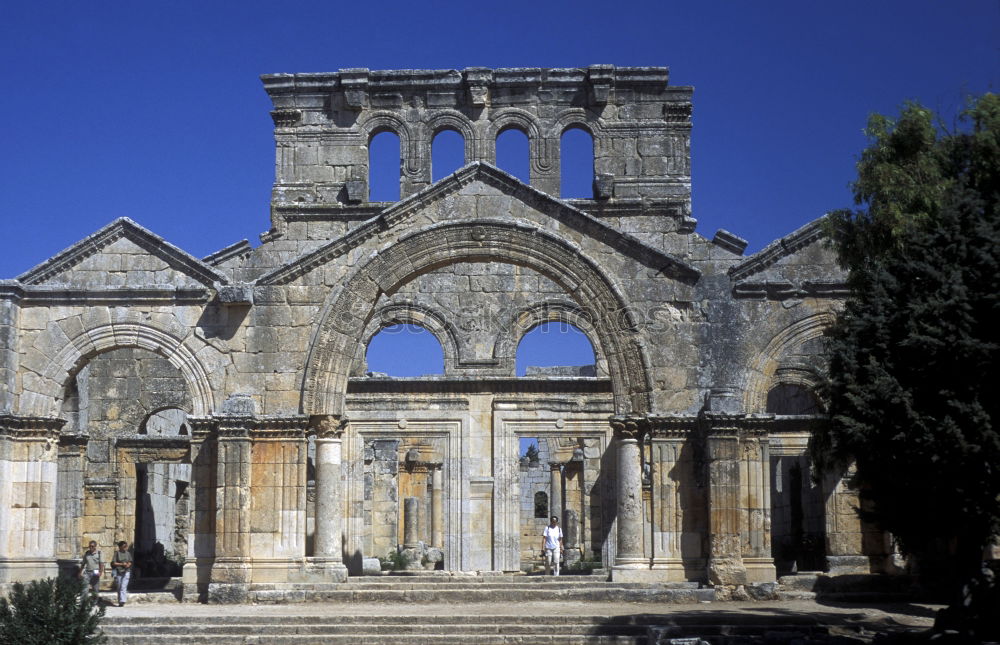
[496,128,529,184]
[365,323,445,377]
[516,322,596,377]
[369,130,401,201]
[767,383,826,575]
[432,129,465,182]
[560,127,594,199]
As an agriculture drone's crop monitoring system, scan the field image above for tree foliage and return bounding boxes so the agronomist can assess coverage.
[820,94,1000,568]
[0,577,106,645]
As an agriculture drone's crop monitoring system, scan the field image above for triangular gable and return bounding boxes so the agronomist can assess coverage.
[17,217,228,287]
[257,162,700,285]
[727,217,830,282]
[727,217,847,299]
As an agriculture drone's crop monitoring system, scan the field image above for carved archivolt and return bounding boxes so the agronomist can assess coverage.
[353,301,461,375]
[19,321,217,418]
[302,220,652,416]
[742,312,836,413]
[492,299,609,377]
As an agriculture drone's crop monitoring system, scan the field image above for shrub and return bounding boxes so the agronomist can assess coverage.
[0,577,106,645]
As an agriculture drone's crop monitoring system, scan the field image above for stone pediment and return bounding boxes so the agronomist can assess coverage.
[727,217,847,299]
[16,217,228,289]
[257,162,700,286]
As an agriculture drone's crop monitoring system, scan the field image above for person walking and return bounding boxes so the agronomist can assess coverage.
[541,515,563,576]
[78,541,104,595]
[110,541,133,607]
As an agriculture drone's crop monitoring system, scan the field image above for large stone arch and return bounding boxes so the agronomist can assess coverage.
[302,220,651,416]
[743,311,837,413]
[19,321,217,418]
[492,298,610,377]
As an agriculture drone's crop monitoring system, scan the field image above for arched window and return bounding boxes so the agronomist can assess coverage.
[365,323,445,377]
[495,128,529,184]
[766,384,823,415]
[534,491,549,518]
[560,127,594,199]
[369,130,401,201]
[516,322,597,377]
[432,129,465,182]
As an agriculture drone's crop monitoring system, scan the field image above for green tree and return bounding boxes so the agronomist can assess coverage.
[819,94,1000,638]
[0,577,106,645]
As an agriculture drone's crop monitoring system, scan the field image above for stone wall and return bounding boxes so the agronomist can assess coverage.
[0,67,876,597]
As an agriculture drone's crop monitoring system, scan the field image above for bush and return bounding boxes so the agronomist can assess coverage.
[0,577,106,645]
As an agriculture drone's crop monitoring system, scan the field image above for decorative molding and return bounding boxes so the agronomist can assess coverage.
[0,414,65,439]
[728,217,829,282]
[733,280,849,300]
[15,217,229,288]
[11,286,212,305]
[256,163,700,286]
[203,239,252,266]
[647,415,698,439]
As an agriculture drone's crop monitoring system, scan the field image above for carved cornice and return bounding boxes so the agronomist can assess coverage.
[0,414,65,440]
[309,414,348,439]
[727,217,828,282]
[16,217,229,288]
[255,163,700,286]
[609,415,649,441]
[732,279,849,301]
[8,286,212,305]
[270,109,302,127]
[183,414,310,440]
[647,415,698,439]
[251,416,310,439]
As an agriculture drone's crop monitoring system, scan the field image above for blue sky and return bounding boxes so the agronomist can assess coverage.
[2,1,996,374]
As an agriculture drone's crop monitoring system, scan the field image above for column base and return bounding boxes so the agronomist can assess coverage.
[0,558,59,584]
[743,557,777,583]
[649,559,691,582]
[826,555,872,575]
[707,556,747,586]
[304,557,348,583]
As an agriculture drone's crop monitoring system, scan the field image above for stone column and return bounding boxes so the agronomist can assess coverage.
[530,136,560,196]
[548,462,563,523]
[431,465,444,548]
[610,417,646,577]
[0,290,20,413]
[310,414,349,582]
[704,413,746,586]
[403,497,420,548]
[210,414,253,602]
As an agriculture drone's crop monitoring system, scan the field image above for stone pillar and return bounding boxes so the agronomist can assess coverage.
[610,417,646,577]
[403,497,420,548]
[648,416,694,582]
[822,464,869,574]
[740,425,776,583]
[209,414,253,602]
[704,413,747,586]
[431,465,444,548]
[310,414,349,582]
[0,415,63,585]
[548,462,563,523]
[530,137,560,196]
[183,417,216,602]
[0,289,20,413]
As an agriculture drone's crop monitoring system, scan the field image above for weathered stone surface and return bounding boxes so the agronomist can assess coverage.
[0,66,869,599]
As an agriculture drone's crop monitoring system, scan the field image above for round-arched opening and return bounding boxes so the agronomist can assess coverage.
[516,321,597,377]
[560,126,594,199]
[432,129,465,182]
[365,323,445,377]
[496,127,529,183]
[369,130,401,201]
[766,383,823,415]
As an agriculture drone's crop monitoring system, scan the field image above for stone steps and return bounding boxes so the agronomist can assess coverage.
[101,614,836,645]
[247,586,715,604]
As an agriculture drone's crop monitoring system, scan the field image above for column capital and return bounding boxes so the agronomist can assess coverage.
[610,415,648,441]
[309,414,348,439]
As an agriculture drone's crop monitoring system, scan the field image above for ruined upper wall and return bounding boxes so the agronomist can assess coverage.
[261,66,693,227]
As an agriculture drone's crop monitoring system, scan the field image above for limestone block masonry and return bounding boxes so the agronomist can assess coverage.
[0,66,885,602]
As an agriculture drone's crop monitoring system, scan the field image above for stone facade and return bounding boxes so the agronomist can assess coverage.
[0,66,886,601]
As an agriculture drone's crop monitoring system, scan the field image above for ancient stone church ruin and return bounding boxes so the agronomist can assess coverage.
[0,66,887,602]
